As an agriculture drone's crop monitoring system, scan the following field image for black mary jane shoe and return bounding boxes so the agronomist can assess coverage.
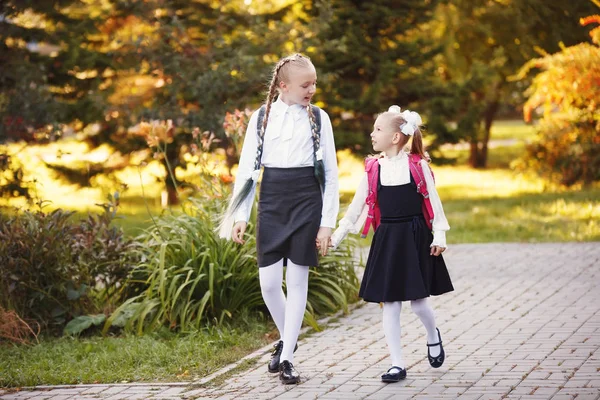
[279,360,300,384]
[268,341,299,373]
[381,366,407,383]
[427,327,446,368]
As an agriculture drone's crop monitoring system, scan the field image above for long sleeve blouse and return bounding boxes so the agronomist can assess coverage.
[232,97,339,228]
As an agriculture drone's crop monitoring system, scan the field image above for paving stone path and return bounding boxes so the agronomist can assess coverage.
[2,243,599,399]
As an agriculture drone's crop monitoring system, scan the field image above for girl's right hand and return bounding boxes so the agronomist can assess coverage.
[430,245,446,256]
[232,221,247,244]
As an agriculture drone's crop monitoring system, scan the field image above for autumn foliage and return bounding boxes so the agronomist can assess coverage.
[517,15,600,186]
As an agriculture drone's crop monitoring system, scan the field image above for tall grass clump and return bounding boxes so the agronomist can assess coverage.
[106,196,360,335]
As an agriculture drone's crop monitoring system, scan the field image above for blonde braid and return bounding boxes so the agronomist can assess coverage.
[254,57,295,170]
[307,104,320,153]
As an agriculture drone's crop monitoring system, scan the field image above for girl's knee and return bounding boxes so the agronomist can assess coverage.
[411,298,432,315]
[285,262,309,291]
[382,301,402,315]
[259,275,282,294]
[284,272,309,292]
[259,260,284,293]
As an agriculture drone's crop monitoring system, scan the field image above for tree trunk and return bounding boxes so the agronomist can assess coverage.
[469,97,500,169]
[469,140,481,168]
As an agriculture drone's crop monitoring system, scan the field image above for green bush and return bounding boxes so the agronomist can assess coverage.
[107,197,360,334]
[0,196,139,335]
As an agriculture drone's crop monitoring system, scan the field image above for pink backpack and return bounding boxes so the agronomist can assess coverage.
[361,153,435,237]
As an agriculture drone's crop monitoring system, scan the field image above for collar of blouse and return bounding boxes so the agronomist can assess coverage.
[270,97,307,120]
[379,151,408,165]
[267,97,309,141]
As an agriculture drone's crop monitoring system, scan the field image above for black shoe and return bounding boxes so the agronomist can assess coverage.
[381,366,407,383]
[268,340,299,373]
[279,360,300,384]
[427,327,445,368]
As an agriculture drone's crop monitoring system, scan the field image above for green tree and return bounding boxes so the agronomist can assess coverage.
[0,0,113,142]
[311,0,443,151]
[1,1,300,203]
[0,1,115,199]
[79,0,301,204]
[514,15,600,186]
[429,0,597,167]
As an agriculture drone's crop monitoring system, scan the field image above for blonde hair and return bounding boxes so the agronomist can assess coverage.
[380,111,426,159]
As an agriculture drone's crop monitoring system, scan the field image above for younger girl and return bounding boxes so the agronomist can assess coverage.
[331,106,453,382]
[219,54,339,384]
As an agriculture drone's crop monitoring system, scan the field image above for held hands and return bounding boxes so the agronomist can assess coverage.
[315,227,333,256]
[232,221,247,244]
[430,245,446,256]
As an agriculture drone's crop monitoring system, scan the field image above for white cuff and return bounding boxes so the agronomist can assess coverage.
[320,216,337,229]
[431,231,447,248]
[331,227,349,249]
[338,218,355,233]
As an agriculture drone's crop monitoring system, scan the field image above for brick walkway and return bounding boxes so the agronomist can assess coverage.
[2,243,599,399]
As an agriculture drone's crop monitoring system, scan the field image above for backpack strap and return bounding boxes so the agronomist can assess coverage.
[309,105,325,191]
[361,157,381,237]
[408,154,429,198]
[257,105,266,131]
[408,153,435,230]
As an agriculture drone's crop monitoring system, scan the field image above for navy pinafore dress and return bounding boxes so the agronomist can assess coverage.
[359,171,454,303]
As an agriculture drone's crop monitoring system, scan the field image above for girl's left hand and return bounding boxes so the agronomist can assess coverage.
[430,246,446,256]
[316,227,332,256]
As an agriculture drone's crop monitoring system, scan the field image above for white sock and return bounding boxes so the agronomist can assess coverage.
[280,260,309,363]
[411,298,441,357]
[259,259,286,339]
[382,301,405,370]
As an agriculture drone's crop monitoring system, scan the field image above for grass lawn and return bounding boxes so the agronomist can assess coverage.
[439,141,527,169]
[0,320,273,388]
[488,119,536,141]
[438,168,600,243]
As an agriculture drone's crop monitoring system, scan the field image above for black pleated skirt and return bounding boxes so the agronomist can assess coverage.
[257,167,322,268]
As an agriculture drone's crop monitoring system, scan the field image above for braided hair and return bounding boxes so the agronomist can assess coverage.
[221,54,324,237]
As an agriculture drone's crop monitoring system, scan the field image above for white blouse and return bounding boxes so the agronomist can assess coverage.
[331,151,450,248]
[232,97,340,228]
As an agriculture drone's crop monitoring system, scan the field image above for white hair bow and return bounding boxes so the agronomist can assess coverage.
[400,110,422,136]
[387,105,422,136]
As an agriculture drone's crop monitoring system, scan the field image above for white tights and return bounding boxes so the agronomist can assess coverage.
[382,298,441,371]
[259,258,309,363]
